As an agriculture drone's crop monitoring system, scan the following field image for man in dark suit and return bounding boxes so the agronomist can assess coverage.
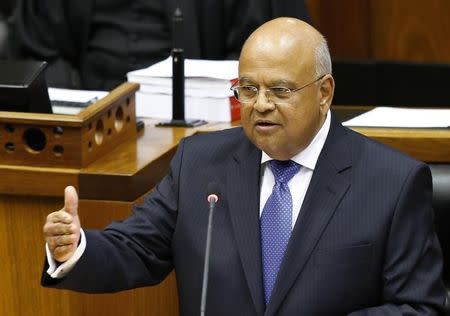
[43,18,446,315]
[10,0,310,90]
[0,0,14,57]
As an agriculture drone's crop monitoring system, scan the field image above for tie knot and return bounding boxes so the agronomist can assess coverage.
[269,160,300,184]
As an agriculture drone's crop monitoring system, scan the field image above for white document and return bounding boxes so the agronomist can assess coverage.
[138,83,233,98]
[128,57,239,121]
[48,88,109,115]
[343,107,450,128]
[135,91,233,122]
[127,57,238,99]
[127,57,239,81]
[48,88,108,103]
[51,106,84,115]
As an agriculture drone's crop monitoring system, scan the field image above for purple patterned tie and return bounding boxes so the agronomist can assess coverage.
[260,160,300,305]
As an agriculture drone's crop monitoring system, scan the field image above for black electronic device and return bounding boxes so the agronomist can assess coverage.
[0,60,53,113]
[156,5,206,127]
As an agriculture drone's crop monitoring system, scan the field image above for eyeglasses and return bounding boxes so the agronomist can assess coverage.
[230,74,327,104]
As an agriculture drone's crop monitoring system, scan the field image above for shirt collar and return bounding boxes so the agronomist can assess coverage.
[261,109,331,171]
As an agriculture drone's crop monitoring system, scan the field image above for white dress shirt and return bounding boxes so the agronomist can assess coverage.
[47,111,331,278]
[259,110,331,229]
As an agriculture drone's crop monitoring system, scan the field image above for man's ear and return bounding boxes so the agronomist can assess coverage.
[319,74,335,114]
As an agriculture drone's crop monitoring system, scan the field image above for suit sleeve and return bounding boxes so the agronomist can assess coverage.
[11,0,80,87]
[41,140,186,292]
[348,163,446,315]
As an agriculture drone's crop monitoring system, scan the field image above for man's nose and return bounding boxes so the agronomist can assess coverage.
[253,89,275,112]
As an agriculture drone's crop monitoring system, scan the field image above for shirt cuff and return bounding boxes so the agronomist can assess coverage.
[46,228,86,279]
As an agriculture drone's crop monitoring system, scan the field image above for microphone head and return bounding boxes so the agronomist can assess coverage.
[206,182,220,203]
[173,7,183,18]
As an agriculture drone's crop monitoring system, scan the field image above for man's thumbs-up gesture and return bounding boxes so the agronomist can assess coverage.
[43,186,81,262]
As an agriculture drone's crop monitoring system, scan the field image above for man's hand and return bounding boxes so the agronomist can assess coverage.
[43,186,81,262]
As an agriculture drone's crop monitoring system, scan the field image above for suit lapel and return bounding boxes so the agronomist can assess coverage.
[227,132,265,316]
[265,115,353,315]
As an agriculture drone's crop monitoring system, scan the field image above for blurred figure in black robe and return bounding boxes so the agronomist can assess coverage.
[10,0,310,90]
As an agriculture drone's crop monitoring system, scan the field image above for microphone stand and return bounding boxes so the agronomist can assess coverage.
[201,190,218,316]
[157,6,206,127]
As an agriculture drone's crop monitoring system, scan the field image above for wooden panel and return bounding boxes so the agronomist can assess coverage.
[305,0,371,58]
[0,195,178,316]
[0,117,194,315]
[333,107,450,163]
[0,123,198,199]
[0,82,138,168]
[79,122,199,201]
[371,0,450,62]
[0,122,83,168]
[352,127,450,163]
[225,113,450,163]
[79,87,138,168]
[306,0,450,62]
[0,165,79,196]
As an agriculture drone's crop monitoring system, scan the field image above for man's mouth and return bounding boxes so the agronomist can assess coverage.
[255,119,277,126]
[254,120,279,131]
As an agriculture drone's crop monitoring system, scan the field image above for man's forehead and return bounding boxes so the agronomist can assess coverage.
[240,39,314,68]
[238,54,314,81]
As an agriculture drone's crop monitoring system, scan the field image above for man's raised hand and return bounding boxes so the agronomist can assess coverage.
[43,186,81,262]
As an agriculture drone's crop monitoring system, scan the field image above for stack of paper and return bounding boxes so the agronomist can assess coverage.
[127,57,240,122]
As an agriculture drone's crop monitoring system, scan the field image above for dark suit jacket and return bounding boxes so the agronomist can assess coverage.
[42,113,446,315]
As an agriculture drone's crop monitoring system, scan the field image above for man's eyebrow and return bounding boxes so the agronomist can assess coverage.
[238,78,297,87]
[271,79,295,87]
[238,77,254,84]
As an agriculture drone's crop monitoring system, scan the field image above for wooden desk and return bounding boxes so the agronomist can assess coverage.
[0,115,223,316]
[333,106,450,163]
[201,106,450,163]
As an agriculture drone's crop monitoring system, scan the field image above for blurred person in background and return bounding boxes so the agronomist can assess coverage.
[0,0,15,58]
[10,0,310,91]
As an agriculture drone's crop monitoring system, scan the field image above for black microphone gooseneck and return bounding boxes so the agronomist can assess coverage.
[156,3,206,127]
[200,182,220,316]
[172,6,184,121]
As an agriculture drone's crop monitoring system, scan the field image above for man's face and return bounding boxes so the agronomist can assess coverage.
[239,48,328,160]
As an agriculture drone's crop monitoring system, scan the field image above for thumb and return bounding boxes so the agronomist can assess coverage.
[64,186,79,216]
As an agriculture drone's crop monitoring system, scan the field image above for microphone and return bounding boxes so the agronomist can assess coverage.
[156,3,206,127]
[171,6,184,122]
[200,182,220,316]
